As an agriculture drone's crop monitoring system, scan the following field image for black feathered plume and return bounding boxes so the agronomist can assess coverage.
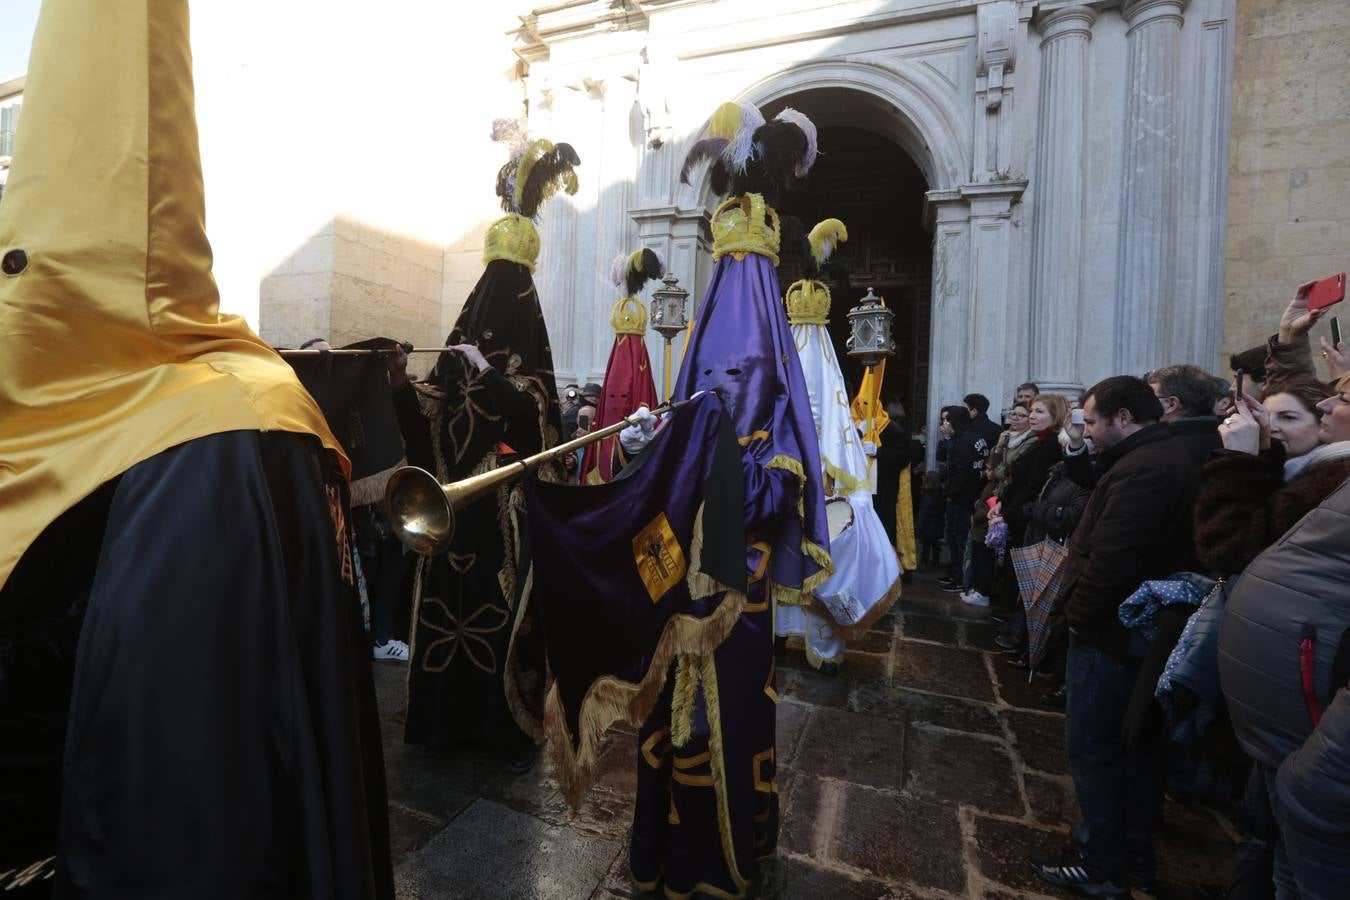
[517,142,581,220]
[680,136,729,186]
[729,120,809,202]
[625,248,664,296]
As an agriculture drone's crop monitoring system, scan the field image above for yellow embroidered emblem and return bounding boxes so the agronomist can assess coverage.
[633,512,687,603]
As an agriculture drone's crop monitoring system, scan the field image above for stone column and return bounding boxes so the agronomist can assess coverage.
[925,194,972,466]
[1115,0,1188,375]
[1027,3,1096,394]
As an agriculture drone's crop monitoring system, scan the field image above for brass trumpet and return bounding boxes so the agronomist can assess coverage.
[386,400,681,555]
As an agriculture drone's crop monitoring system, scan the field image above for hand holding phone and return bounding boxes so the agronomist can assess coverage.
[1332,316,1342,349]
[1070,409,1085,426]
[1308,273,1347,312]
[1321,333,1348,380]
[1234,369,1245,403]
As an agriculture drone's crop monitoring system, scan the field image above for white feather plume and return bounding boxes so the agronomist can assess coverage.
[774,107,818,177]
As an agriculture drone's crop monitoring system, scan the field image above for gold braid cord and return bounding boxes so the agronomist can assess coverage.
[543,504,747,809]
[700,651,750,896]
[763,453,834,606]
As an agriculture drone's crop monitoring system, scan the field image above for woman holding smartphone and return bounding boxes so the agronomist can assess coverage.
[1196,376,1350,576]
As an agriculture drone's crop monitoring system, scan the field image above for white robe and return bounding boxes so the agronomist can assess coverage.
[775,321,900,664]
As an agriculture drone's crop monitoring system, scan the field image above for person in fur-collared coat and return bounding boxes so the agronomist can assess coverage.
[1196,376,1350,576]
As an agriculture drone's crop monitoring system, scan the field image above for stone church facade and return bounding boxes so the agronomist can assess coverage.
[513,0,1236,440]
[8,1,1344,437]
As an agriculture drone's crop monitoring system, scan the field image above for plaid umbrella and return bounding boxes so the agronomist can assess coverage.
[1009,538,1071,671]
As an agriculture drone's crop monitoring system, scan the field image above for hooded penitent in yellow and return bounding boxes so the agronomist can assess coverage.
[0,0,345,591]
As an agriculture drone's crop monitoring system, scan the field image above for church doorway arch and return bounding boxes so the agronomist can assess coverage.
[770,121,933,425]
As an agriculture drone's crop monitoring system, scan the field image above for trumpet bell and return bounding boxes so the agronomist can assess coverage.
[385,466,455,557]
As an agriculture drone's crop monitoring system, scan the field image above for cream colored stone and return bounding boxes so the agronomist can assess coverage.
[1273,221,1345,258]
[1225,173,1291,225]
[1315,66,1350,123]
[1289,167,1350,222]
[284,234,335,276]
[332,236,375,281]
[1225,225,1276,264]
[1233,123,1350,174]
[1224,0,1350,368]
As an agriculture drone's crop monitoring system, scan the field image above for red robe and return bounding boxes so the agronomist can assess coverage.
[580,333,659,483]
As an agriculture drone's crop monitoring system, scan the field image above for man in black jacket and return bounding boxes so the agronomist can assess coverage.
[1146,363,1223,468]
[965,392,1004,450]
[1031,376,1203,897]
[937,406,989,590]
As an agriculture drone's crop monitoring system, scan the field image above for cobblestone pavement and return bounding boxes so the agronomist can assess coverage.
[375,573,1237,899]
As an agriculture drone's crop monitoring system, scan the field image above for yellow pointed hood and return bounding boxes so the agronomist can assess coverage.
[0,0,346,589]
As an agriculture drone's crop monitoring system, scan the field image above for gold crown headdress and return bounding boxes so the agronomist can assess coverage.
[786,219,848,325]
[608,248,664,334]
[483,136,581,271]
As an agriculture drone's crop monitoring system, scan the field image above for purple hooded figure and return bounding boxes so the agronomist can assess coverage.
[626,100,832,898]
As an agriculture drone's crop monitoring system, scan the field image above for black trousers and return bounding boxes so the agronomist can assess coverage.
[0,431,393,899]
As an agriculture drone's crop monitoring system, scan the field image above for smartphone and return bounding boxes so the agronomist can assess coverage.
[1070,408,1085,426]
[1234,369,1246,402]
[1332,316,1342,349]
[1307,273,1347,312]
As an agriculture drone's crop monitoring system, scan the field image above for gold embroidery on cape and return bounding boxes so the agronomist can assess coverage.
[634,512,687,603]
[641,728,672,769]
[673,751,711,769]
[752,748,777,794]
[418,597,511,674]
[672,769,715,787]
[325,484,355,586]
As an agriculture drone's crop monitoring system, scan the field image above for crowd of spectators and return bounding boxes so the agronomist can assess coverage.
[922,282,1350,899]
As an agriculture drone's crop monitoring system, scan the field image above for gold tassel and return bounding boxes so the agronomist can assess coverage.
[670,654,699,748]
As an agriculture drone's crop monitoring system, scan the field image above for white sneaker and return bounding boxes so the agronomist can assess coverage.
[959,590,991,607]
[373,639,409,662]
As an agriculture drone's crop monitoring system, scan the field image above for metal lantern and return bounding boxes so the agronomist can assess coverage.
[845,286,896,369]
[649,271,690,341]
[649,271,691,400]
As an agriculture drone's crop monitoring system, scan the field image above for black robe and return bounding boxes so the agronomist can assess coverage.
[0,431,393,899]
[395,259,560,755]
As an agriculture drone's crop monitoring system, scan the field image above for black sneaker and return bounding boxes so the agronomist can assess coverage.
[1041,686,1067,708]
[1028,850,1125,897]
[940,582,966,594]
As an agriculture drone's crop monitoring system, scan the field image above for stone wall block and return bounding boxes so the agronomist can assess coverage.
[1273,220,1344,258]
[333,236,375,280]
[1224,172,1291,225]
